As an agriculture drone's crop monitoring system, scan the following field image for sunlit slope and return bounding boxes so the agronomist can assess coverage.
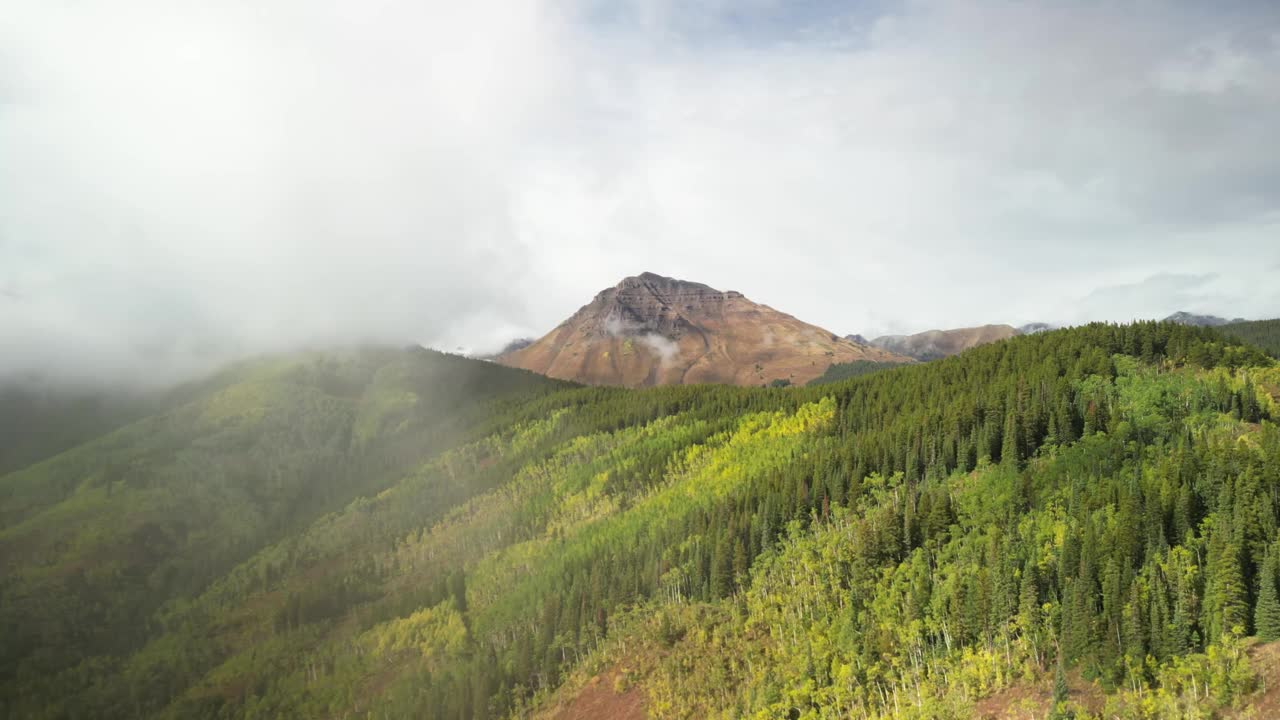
[4,324,1280,720]
[552,358,1280,720]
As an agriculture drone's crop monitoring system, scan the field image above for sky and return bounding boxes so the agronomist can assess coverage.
[2,0,1280,383]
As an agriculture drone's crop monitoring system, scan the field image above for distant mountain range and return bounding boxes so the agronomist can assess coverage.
[854,312,1266,362]
[1163,311,1249,327]
[849,323,1063,362]
[487,276,1269,385]
[856,324,1021,362]
[496,273,911,386]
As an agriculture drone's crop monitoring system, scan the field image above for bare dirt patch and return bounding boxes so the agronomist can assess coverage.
[1227,640,1280,718]
[972,670,1103,719]
[540,667,647,720]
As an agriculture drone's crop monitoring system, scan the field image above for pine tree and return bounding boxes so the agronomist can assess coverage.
[709,537,731,600]
[1241,379,1261,423]
[1173,484,1195,543]
[1121,580,1148,685]
[1205,521,1248,640]
[1148,573,1172,661]
[1001,409,1021,467]
[1018,562,1039,634]
[1051,651,1072,720]
[448,569,468,614]
[732,538,749,588]
[1255,544,1280,641]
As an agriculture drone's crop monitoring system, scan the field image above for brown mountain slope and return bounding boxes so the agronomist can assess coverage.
[498,272,912,387]
[867,324,1020,361]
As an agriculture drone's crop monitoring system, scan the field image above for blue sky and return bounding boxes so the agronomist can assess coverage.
[2,0,1279,381]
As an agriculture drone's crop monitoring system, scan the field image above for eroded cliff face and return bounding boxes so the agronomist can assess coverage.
[498,272,911,387]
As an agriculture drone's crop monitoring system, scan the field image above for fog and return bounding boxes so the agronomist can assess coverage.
[3,0,1280,385]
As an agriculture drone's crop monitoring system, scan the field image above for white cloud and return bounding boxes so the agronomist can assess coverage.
[2,0,1279,383]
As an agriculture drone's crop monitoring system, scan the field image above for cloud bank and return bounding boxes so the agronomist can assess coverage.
[3,0,1279,383]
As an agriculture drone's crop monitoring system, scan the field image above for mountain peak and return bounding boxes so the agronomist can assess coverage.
[630,270,677,283]
[500,275,912,386]
[612,272,735,299]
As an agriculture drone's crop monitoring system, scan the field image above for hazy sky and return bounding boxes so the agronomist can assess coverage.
[3,0,1279,382]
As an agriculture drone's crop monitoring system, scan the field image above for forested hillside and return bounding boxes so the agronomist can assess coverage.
[3,324,1280,719]
[0,363,325,477]
[0,347,569,715]
[0,384,157,477]
[1222,319,1280,358]
[807,359,908,385]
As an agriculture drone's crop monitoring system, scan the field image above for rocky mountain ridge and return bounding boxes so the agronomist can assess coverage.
[1164,311,1248,327]
[497,272,911,386]
[863,324,1021,361]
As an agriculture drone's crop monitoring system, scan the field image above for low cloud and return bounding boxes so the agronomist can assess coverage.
[602,311,682,368]
[1076,273,1221,324]
[1072,271,1280,327]
[636,333,681,367]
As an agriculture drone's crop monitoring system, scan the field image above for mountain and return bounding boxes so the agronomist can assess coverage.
[472,337,533,361]
[6,322,1277,719]
[495,337,533,355]
[497,272,911,386]
[1164,310,1247,326]
[868,323,1021,361]
[1017,321,1057,334]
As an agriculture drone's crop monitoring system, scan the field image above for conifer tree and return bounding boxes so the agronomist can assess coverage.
[1001,409,1021,467]
[732,538,749,587]
[1255,544,1280,641]
[1121,581,1147,662]
[1205,522,1248,640]
[1051,651,1072,720]
[710,538,731,600]
[1018,562,1039,633]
